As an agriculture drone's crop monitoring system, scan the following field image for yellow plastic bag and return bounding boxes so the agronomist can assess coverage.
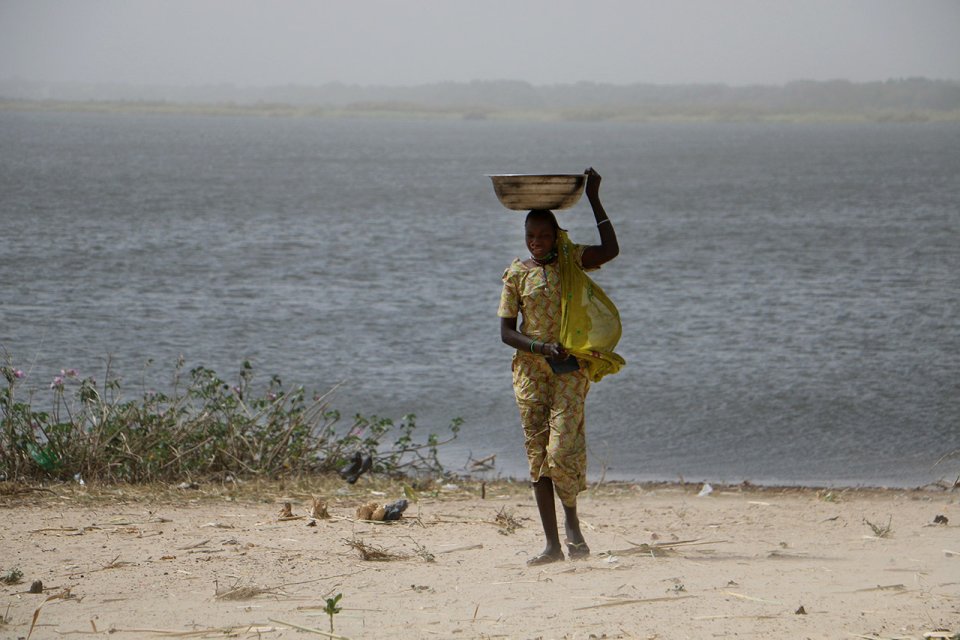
[557,230,626,382]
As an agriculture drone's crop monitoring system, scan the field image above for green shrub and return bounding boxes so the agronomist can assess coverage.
[0,357,461,484]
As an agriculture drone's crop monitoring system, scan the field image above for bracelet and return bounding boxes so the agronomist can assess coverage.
[529,340,539,353]
[597,218,611,227]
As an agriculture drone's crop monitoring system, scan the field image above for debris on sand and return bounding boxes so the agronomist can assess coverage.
[277,502,304,521]
[311,497,330,519]
[494,506,524,535]
[356,499,408,522]
[215,583,286,601]
[345,538,407,561]
[598,538,723,559]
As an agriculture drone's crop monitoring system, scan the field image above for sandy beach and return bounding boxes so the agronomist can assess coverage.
[2,480,957,639]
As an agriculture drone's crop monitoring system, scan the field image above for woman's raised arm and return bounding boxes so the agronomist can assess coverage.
[580,167,619,270]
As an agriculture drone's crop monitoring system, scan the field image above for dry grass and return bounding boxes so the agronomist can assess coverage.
[214,579,286,601]
[863,516,893,538]
[215,585,285,601]
[494,506,524,534]
[598,538,722,558]
[345,538,407,561]
[404,537,436,563]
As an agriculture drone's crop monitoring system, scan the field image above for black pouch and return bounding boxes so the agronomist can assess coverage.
[547,355,580,374]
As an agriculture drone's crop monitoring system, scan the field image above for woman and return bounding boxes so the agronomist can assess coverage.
[497,167,620,565]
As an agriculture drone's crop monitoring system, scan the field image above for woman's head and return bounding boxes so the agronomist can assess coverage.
[525,209,562,260]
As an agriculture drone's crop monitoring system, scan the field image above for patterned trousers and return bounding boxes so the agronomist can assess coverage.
[511,352,590,507]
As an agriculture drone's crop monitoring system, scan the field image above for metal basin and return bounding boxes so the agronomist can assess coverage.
[488,174,586,211]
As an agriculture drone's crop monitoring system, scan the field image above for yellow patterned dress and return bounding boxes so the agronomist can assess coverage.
[498,246,591,507]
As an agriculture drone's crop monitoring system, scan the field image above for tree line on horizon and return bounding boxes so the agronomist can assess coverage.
[2,77,958,120]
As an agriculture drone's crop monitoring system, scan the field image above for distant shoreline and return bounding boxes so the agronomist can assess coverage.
[3,97,959,124]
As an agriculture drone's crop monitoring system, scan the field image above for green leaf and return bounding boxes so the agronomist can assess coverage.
[403,484,420,503]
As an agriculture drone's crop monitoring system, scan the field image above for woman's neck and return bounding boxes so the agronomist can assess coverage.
[531,250,557,266]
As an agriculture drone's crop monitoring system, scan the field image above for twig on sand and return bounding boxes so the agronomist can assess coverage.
[598,538,724,558]
[60,626,276,637]
[494,507,524,534]
[66,555,136,578]
[177,539,211,550]
[215,578,287,600]
[438,543,484,554]
[102,554,135,570]
[694,614,782,621]
[853,583,906,593]
[722,591,783,605]
[433,513,504,526]
[215,585,286,600]
[276,570,367,590]
[345,537,407,561]
[402,536,436,562]
[29,527,84,534]
[270,617,351,639]
[27,588,75,640]
[574,595,696,611]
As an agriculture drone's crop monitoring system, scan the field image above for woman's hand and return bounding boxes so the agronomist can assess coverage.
[542,342,569,360]
[585,167,602,201]
[500,319,569,360]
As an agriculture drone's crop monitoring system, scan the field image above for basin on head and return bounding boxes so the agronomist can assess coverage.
[488,174,587,211]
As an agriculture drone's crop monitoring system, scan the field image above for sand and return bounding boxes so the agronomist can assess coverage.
[1,480,958,640]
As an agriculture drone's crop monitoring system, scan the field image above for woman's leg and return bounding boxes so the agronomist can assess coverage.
[531,477,564,562]
[562,502,585,546]
[561,501,589,558]
[513,356,564,564]
[547,370,591,557]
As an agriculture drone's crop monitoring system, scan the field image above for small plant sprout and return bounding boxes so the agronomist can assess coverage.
[324,593,342,633]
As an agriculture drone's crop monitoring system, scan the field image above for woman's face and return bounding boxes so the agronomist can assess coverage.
[525,218,557,260]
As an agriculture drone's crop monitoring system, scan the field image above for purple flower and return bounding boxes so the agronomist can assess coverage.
[268,392,278,401]
[62,368,79,378]
[13,369,24,379]
[50,375,64,389]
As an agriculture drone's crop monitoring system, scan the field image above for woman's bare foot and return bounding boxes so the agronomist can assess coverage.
[526,546,565,565]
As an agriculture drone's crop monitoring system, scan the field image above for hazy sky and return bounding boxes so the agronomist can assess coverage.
[1,0,958,87]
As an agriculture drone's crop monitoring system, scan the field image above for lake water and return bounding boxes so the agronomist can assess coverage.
[2,110,958,488]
